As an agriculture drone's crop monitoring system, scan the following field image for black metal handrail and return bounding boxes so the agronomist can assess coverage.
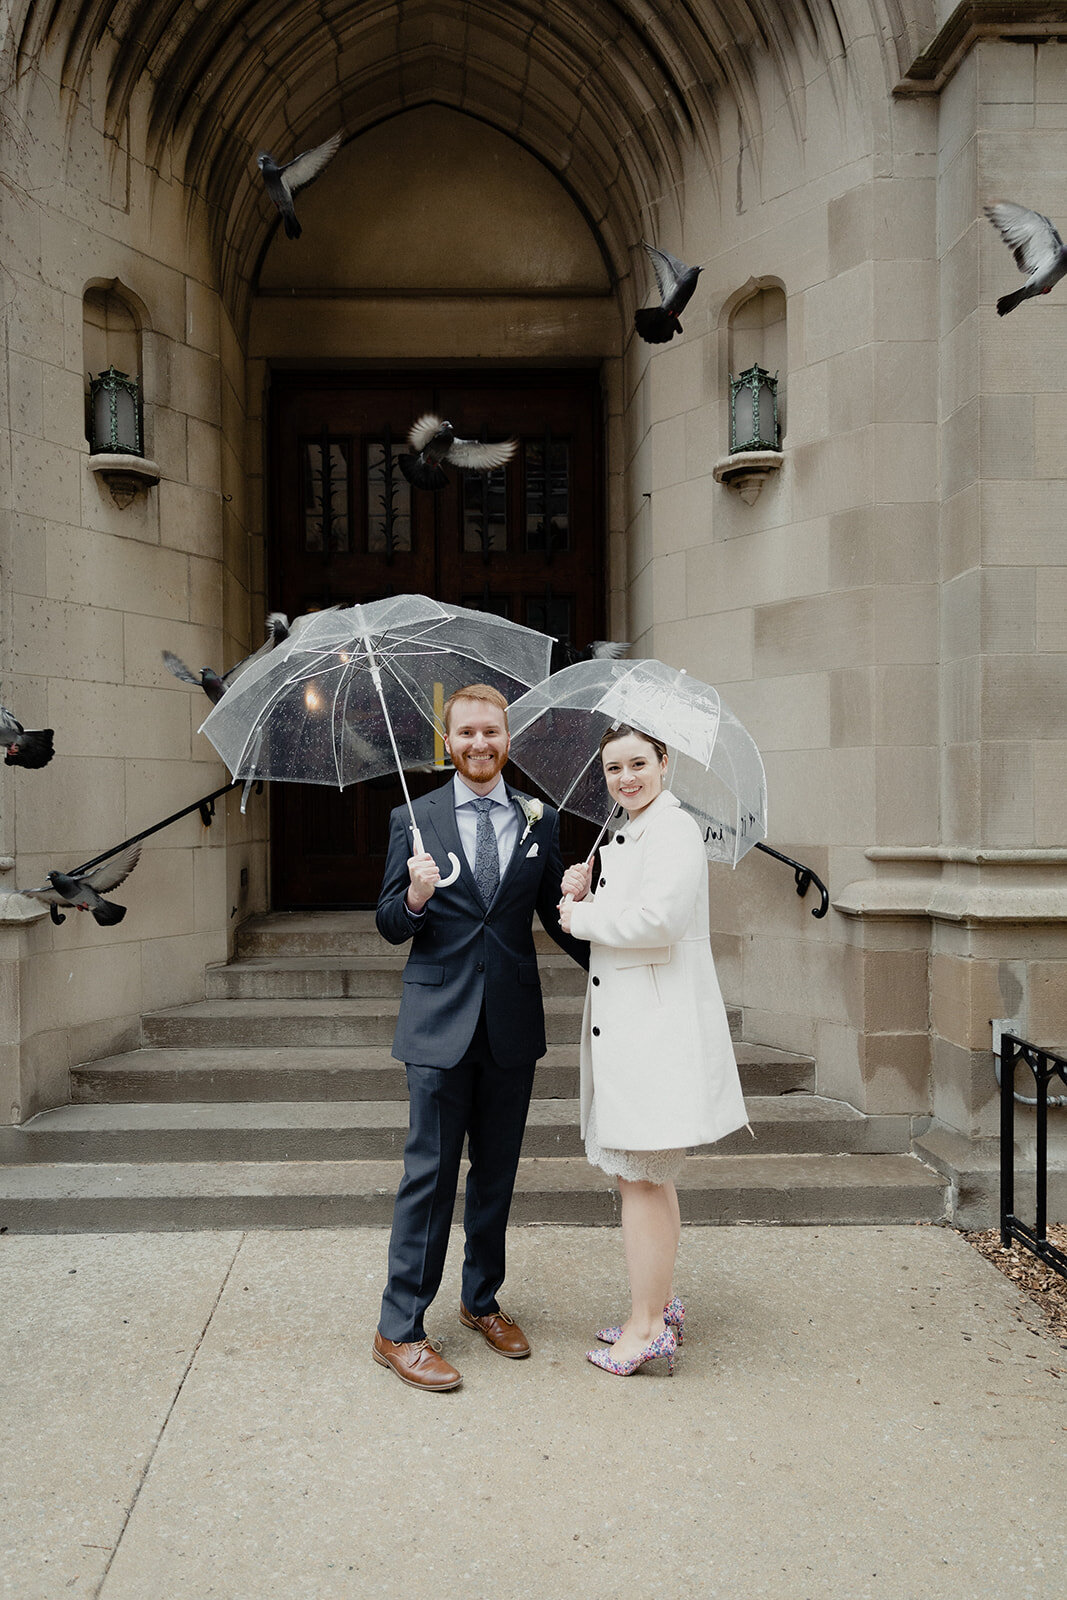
[43,780,248,925]
[754,841,829,917]
[1000,1033,1067,1281]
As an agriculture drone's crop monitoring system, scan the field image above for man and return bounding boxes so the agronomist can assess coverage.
[373,683,587,1391]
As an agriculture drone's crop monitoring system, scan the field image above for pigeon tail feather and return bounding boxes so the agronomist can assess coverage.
[283,213,301,240]
[997,286,1029,316]
[634,306,679,344]
[398,453,449,491]
[4,728,54,768]
[91,901,127,927]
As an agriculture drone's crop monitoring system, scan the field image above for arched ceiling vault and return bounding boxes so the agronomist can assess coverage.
[11,0,930,329]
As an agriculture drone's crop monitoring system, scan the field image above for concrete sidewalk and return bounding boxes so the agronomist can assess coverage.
[1,1225,1064,1600]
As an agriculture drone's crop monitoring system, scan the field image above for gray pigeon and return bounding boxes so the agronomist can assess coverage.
[635,242,702,344]
[257,131,344,240]
[397,415,517,491]
[0,704,54,768]
[20,842,142,927]
[985,202,1067,315]
[164,612,289,704]
[550,638,631,673]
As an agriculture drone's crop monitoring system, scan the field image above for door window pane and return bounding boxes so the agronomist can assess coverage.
[366,440,412,553]
[463,467,508,553]
[525,438,570,552]
[463,591,511,620]
[303,437,351,552]
[525,593,572,641]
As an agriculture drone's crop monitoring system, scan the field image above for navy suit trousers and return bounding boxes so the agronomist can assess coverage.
[378,1011,536,1343]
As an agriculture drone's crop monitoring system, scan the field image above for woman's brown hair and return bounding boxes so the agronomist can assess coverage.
[598,723,668,763]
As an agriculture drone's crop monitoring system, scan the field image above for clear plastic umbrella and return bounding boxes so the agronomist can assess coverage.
[507,657,767,866]
[200,595,553,857]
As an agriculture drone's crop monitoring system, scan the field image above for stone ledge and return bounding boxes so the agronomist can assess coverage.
[835,877,1067,923]
[0,893,49,925]
[896,2,1067,96]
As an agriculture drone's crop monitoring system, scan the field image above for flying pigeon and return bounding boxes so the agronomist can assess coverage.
[163,612,289,704]
[19,842,142,927]
[397,415,518,492]
[256,131,344,240]
[984,202,1067,315]
[0,704,54,769]
[634,242,702,344]
[550,638,631,674]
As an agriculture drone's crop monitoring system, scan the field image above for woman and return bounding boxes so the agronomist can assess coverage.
[559,725,749,1377]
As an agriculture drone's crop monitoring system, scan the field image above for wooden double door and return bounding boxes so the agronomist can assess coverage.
[268,369,604,907]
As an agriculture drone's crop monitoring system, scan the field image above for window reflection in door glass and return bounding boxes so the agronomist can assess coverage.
[303,438,351,552]
[463,467,508,553]
[366,441,412,553]
[525,439,569,552]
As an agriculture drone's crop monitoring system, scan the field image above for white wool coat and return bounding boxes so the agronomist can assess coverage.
[568,790,748,1152]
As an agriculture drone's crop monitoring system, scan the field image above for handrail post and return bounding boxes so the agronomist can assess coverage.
[999,1032,1016,1249]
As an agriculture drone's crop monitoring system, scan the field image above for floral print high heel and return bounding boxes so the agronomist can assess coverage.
[595,1296,686,1347]
[586,1323,677,1377]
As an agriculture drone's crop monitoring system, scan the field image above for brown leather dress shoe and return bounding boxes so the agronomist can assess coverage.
[459,1303,531,1358]
[372,1330,462,1391]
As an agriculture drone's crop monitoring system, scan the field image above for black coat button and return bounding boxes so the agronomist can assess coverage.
[599,877,606,888]
[592,975,600,986]
[592,1026,600,1037]
[616,834,625,844]
[476,961,485,973]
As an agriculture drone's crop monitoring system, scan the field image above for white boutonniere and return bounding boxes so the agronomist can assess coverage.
[518,796,544,845]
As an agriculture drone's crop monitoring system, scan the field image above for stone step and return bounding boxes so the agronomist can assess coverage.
[141,997,588,1050]
[205,954,589,1000]
[0,1152,948,1233]
[235,910,568,960]
[2,1095,905,1165]
[71,1043,814,1104]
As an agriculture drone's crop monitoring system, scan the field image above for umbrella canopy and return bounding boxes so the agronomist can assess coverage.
[507,657,767,866]
[199,596,552,834]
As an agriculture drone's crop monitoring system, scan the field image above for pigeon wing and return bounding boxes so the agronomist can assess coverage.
[986,203,1065,278]
[84,841,142,895]
[280,131,344,195]
[221,612,292,687]
[643,242,686,303]
[408,413,444,451]
[447,438,518,471]
[0,704,23,736]
[17,881,66,906]
[162,651,200,685]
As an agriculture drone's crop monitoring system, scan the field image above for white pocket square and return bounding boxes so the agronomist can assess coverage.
[526,843,539,858]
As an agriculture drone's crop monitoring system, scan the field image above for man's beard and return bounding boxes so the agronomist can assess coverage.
[451,748,508,785]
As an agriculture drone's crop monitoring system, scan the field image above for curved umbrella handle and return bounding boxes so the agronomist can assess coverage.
[409,823,461,888]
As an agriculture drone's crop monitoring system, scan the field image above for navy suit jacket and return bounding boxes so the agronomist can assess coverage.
[376,781,588,1069]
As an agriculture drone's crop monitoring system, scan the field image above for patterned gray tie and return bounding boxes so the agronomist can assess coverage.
[470,797,500,906]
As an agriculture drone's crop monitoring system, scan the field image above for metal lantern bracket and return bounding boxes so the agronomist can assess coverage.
[88,365,159,507]
[714,363,783,504]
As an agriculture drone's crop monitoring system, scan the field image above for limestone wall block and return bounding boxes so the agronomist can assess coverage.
[5,284,65,364]
[755,588,873,676]
[140,929,221,1014]
[649,417,686,493]
[874,663,939,745]
[724,672,831,752]
[80,460,161,544]
[982,653,1067,740]
[981,479,1067,566]
[653,612,754,687]
[649,337,706,422]
[859,1030,930,1114]
[1028,959,1067,1043]
[21,941,143,1034]
[12,593,124,684]
[713,464,792,539]
[873,260,937,343]
[978,40,1037,104]
[763,746,876,843]
[12,755,125,858]
[650,551,687,625]
[1032,392,1067,477]
[741,931,851,1027]
[46,681,193,761]
[184,278,220,356]
[150,406,188,481]
[875,744,939,843]
[803,262,873,365]
[165,341,222,428]
[940,311,979,417]
[941,398,980,503]
[940,482,980,581]
[827,185,872,277]
[791,430,873,520]
[941,568,980,662]
[13,435,81,526]
[814,1018,864,1106]
[122,760,229,848]
[931,950,1004,1052]
[871,421,938,504]
[826,344,873,434]
[939,225,979,338]
[1034,741,1067,844]
[937,141,977,260]
[784,360,828,448]
[687,520,829,616]
[649,477,711,556]
[980,303,1067,392]
[122,845,197,941]
[46,526,188,620]
[7,351,45,439]
[157,480,222,560]
[194,847,229,935]
[979,738,1035,846]
[123,612,220,694]
[186,418,221,493]
[872,341,936,425]
[829,666,874,746]
[188,554,224,631]
[873,583,937,665]
[6,514,49,599]
[942,741,981,844]
[979,391,1034,480]
[981,567,1037,654]
[1035,566,1067,651]
[979,131,1067,215]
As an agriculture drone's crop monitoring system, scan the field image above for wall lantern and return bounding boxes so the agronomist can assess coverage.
[713,363,784,505]
[729,364,780,453]
[87,366,160,507]
[89,366,141,456]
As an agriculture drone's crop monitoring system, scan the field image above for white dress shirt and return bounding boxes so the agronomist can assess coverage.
[452,773,519,877]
